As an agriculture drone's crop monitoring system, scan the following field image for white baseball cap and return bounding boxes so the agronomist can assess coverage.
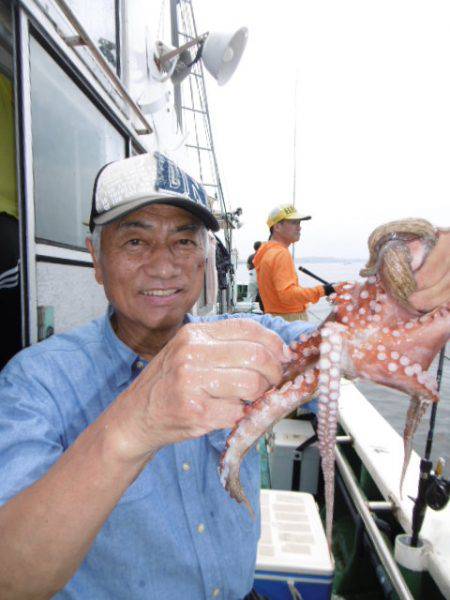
[89,152,219,232]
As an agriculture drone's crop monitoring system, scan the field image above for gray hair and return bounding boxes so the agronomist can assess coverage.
[88,225,103,258]
[88,223,209,258]
[199,226,209,257]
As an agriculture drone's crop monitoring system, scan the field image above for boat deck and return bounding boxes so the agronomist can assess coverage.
[338,381,450,599]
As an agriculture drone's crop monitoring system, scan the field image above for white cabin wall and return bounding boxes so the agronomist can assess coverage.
[37,263,107,334]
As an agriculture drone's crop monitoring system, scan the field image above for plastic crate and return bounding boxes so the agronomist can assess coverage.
[254,490,334,600]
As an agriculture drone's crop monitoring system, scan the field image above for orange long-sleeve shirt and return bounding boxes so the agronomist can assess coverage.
[253,241,325,314]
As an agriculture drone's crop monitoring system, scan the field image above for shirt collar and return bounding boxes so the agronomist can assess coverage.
[102,307,195,387]
[103,306,139,387]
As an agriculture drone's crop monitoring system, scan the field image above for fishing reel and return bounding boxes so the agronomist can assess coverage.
[424,458,450,511]
[410,457,449,547]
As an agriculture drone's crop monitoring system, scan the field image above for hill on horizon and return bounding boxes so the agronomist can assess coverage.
[300,256,365,264]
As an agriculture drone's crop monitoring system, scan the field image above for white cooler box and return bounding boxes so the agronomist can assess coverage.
[268,419,320,494]
[254,490,334,600]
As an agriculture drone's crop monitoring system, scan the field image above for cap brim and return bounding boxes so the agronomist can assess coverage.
[92,195,220,232]
[285,214,312,221]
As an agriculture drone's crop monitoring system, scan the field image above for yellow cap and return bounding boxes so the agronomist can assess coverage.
[267,204,311,228]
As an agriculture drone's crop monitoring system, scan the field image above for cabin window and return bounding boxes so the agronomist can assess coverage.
[65,0,120,72]
[29,37,126,249]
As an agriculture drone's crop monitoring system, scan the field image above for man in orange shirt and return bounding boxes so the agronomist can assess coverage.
[253,204,335,321]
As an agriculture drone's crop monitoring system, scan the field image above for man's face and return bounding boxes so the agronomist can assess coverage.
[277,219,302,244]
[89,204,207,338]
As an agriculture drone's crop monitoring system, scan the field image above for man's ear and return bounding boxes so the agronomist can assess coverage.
[86,237,104,285]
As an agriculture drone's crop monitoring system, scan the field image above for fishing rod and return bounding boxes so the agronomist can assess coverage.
[425,346,446,459]
[298,265,331,286]
[410,345,449,547]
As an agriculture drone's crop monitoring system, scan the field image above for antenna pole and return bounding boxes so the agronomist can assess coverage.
[292,73,298,261]
[169,0,182,128]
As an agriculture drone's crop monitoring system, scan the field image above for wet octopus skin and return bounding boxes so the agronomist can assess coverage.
[219,218,450,548]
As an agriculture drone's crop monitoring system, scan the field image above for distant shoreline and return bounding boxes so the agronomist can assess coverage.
[300,257,365,264]
[237,257,365,264]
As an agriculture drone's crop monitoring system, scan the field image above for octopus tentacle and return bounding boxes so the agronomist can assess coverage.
[317,323,345,547]
[400,395,432,496]
[219,368,319,513]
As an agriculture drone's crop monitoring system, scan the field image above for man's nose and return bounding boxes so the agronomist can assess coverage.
[141,244,183,278]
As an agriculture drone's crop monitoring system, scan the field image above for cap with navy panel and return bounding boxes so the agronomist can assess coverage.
[89,152,220,232]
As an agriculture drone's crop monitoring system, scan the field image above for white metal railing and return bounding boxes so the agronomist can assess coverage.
[36,0,153,135]
[335,444,415,600]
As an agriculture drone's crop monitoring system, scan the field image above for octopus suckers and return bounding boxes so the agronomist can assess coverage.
[319,358,331,370]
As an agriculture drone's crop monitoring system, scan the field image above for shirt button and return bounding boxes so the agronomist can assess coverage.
[197,523,205,534]
[136,361,144,370]
[212,588,220,597]
[182,462,191,472]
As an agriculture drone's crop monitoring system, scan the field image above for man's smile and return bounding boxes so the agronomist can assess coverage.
[140,288,180,297]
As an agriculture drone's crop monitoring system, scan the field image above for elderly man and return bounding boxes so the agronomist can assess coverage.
[254,204,335,322]
[0,153,317,600]
[0,153,448,599]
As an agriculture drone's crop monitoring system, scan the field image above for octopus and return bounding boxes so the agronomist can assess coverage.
[219,218,450,547]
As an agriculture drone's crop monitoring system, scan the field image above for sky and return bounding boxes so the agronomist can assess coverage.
[193,1,450,261]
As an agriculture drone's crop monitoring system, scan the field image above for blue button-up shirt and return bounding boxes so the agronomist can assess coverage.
[0,311,314,599]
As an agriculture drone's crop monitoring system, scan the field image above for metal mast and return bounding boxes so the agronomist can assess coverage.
[170,0,235,311]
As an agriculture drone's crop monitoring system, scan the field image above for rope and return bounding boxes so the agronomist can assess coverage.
[156,0,167,43]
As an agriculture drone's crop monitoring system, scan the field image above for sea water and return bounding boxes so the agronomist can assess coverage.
[237,258,450,477]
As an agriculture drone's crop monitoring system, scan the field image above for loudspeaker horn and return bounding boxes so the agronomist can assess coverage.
[201,27,248,86]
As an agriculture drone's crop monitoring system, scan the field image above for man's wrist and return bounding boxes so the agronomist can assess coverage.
[97,393,160,471]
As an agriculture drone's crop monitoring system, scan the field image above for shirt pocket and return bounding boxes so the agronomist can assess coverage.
[207,429,261,532]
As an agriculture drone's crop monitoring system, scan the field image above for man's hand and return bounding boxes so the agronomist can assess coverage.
[409,229,450,312]
[323,283,336,296]
[108,319,290,464]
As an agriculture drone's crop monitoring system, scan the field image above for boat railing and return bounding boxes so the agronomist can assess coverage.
[334,441,415,600]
